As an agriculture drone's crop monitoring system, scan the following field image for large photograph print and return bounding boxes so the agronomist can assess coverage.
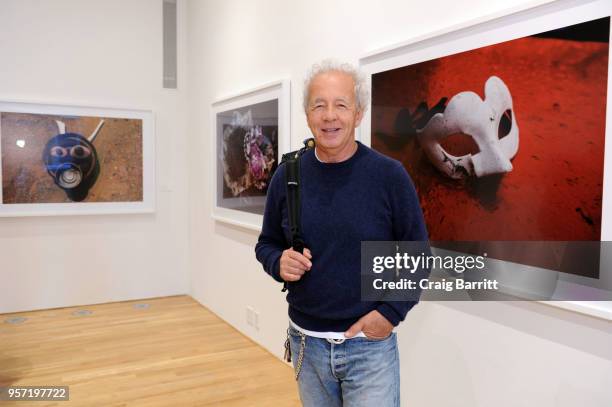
[0,102,155,216]
[369,14,610,279]
[360,0,612,310]
[361,0,612,314]
[371,16,608,243]
[211,80,290,230]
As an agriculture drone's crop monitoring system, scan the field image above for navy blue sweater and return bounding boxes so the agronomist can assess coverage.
[255,141,428,332]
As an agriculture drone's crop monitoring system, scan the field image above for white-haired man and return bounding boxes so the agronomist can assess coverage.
[256,60,428,406]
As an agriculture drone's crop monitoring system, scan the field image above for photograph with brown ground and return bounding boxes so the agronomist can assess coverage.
[1,112,143,203]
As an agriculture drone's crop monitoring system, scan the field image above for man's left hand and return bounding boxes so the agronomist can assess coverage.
[344,310,393,339]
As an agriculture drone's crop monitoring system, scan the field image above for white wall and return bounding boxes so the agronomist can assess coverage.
[186,1,612,406]
[0,0,190,313]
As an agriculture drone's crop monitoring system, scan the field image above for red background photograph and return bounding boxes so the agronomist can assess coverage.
[371,17,609,243]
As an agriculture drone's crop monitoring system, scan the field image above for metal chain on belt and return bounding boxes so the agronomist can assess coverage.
[284,328,307,380]
[294,332,306,380]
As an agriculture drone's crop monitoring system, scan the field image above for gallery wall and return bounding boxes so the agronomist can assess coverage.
[0,0,190,313]
[187,1,612,406]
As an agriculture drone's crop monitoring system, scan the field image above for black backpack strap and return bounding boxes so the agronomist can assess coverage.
[279,138,315,292]
[285,154,304,254]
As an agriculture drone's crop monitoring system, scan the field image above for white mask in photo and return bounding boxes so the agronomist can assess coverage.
[417,76,519,179]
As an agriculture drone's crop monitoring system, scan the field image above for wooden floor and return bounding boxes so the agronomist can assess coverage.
[0,296,300,406]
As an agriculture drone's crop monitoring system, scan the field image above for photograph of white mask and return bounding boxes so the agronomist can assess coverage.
[370,16,607,252]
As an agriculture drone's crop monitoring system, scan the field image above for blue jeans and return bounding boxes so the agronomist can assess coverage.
[288,325,400,407]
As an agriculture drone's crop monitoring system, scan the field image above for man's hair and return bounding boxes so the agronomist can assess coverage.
[303,59,370,113]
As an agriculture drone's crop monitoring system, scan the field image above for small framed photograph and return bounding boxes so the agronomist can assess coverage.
[0,100,155,216]
[211,80,290,231]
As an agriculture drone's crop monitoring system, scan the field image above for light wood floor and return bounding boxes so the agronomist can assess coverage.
[0,295,300,406]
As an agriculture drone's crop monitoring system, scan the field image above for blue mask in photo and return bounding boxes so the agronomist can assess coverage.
[42,132,100,202]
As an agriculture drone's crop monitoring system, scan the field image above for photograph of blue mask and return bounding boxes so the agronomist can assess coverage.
[42,120,104,202]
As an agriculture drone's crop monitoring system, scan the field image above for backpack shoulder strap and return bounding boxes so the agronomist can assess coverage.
[285,154,304,254]
[278,138,315,292]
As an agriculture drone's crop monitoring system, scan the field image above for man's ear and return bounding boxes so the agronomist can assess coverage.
[355,109,364,127]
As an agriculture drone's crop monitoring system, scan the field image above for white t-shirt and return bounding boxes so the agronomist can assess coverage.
[289,317,366,340]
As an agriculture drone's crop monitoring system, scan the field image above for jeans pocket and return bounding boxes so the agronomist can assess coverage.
[364,331,394,342]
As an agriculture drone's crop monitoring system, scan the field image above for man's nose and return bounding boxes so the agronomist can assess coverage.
[322,106,337,121]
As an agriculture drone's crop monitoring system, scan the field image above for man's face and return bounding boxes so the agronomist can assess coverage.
[306,71,363,156]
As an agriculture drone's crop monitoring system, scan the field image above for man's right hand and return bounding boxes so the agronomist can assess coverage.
[279,247,312,282]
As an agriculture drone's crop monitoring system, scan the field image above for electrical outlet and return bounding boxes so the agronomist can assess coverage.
[246,306,254,326]
[253,310,260,330]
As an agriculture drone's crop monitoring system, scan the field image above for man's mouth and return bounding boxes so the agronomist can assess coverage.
[322,128,341,134]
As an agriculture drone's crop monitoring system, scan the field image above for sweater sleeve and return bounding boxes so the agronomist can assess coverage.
[376,162,429,327]
[255,165,289,284]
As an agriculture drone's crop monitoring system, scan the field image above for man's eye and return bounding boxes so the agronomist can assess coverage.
[337,104,347,109]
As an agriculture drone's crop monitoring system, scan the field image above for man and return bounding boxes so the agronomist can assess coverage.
[255,60,428,407]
